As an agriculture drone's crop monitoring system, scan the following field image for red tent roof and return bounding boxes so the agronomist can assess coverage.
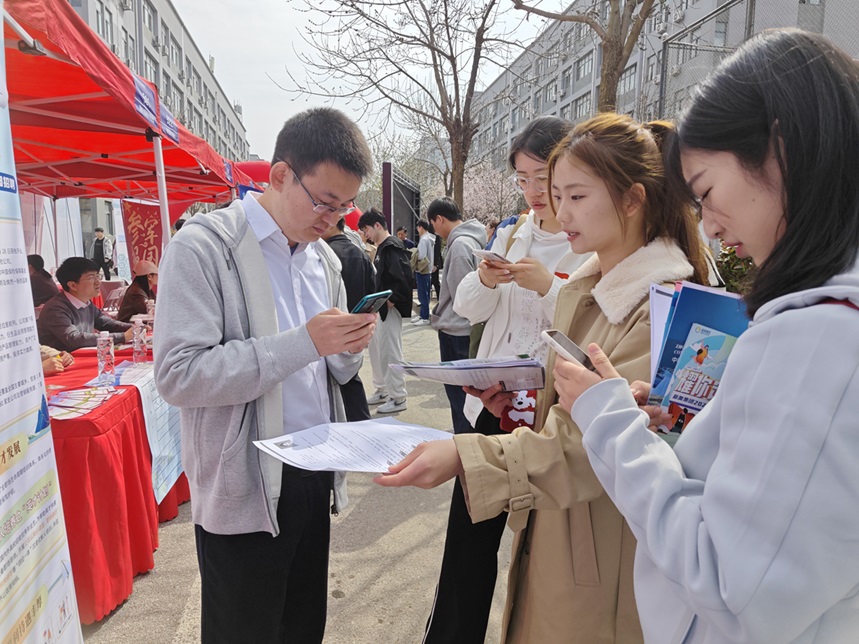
[5,0,252,202]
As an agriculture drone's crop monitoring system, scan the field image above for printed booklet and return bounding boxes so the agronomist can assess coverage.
[649,281,750,434]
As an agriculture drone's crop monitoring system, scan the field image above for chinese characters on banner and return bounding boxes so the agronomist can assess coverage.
[120,199,162,271]
[0,5,84,639]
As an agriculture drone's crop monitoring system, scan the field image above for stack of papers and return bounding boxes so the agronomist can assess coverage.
[389,356,545,392]
[48,387,121,419]
[255,418,452,473]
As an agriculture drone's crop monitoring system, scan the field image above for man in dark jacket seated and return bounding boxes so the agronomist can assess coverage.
[37,257,133,352]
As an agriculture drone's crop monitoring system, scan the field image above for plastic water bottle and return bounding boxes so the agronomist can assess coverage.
[132,319,147,363]
[145,299,156,318]
[97,331,115,386]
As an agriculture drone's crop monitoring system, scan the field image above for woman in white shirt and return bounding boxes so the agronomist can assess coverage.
[554,29,859,643]
[418,116,589,644]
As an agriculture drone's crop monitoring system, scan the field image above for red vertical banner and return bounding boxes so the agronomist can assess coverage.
[121,199,162,270]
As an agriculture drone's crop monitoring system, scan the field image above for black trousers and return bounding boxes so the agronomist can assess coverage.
[97,261,111,281]
[438,331,472,435]
[423,409,509,644]
[195,466,333,644]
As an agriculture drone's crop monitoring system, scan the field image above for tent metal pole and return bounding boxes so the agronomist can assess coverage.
[52,196,58,266]
[151,133,171,253]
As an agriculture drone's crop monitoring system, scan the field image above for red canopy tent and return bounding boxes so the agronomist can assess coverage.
[4,0,253,244]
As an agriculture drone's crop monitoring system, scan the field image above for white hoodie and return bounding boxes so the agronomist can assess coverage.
[571,259,859,643]
[454,212,590,425]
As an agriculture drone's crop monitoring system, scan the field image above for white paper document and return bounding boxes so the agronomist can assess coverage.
[389,356,545,392]
[254,418,453,473]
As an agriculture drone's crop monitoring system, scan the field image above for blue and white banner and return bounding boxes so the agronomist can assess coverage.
[0,1,83,639]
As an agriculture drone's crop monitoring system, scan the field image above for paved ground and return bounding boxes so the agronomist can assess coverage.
[81,319,513,643]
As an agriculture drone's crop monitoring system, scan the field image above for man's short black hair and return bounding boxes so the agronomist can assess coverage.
[174,219,185,231]
[27,254,45,270]
[272,108,373,181]
[335,218,345,231]
[416,219,433,234]
[426,197,462,223]
[396,226,407,234]
[357,208,387,230]
[56,257,99,292]
[94,227,104,233]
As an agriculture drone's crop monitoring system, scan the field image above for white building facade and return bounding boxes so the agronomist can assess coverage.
[70,0,249,163]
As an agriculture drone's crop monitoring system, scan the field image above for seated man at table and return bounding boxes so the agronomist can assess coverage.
[37,257,134,352]
[153,108,376,644]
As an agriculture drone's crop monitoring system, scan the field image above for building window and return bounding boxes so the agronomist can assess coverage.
[618,64,636,96]
[546,82,557,103]
[560,103,571,121]
[533,89,541,113]
[714,17,728,47]
[143,0,156,32]
[575,52,593,81]
[561,66,572,94]
[574,92,591,120]
[104,8,114,46]
[143,52,159,85]
[646,54,657,82]
[193,70,202,96]
[95,1,104,37]
[170,37,181,68]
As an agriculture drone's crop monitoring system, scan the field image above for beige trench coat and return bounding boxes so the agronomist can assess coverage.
[455,239,694,643]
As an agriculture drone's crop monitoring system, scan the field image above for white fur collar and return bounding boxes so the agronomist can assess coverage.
[568,237,693,324]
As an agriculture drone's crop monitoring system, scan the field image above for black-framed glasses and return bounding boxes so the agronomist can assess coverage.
[285,163,355,217]
[510,173,550,194]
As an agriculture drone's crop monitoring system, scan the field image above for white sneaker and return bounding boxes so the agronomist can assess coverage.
[412,318,431,326]
[410,315,421,322]
[367,390,389,405]
[376,398,407,414]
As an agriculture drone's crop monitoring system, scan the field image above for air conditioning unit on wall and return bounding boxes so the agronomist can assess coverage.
[673,10,685,22]
[670,65,681,77]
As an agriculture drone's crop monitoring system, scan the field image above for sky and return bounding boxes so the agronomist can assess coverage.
[172,0,551,159]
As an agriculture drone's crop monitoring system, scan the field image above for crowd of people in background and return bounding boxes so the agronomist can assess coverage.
[26,28,859,644]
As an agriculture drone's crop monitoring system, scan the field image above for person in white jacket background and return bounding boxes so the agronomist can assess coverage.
[415,117,589,644]
[553,29,859,644]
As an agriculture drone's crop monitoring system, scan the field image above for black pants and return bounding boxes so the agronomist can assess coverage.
[195,466,333,644]
[438,331,472,435]
[339,374,371,422]
[423,409,508,644]
[97,261,111,281]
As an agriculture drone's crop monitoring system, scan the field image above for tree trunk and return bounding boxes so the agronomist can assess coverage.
[597,37,623,112]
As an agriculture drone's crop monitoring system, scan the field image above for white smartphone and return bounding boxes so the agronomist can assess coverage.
[472,248,512,265]
[541,329,596,371]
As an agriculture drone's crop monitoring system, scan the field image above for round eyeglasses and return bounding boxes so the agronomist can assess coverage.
[510,173,550,194]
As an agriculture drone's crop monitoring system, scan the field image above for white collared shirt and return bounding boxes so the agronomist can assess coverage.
[64,291,89,309]
[243,192,331,434]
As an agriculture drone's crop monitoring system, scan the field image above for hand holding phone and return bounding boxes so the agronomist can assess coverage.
[472,249,512,265]
[351,290,393,314]
[541,329,596,371]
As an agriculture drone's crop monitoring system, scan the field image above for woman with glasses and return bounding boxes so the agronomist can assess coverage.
[380,113,710,643]
[415,116,590,644]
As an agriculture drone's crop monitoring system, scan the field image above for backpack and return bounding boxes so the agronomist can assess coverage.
[409,247,431,274]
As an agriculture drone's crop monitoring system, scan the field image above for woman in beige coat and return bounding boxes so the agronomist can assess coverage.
[377,113,710,642]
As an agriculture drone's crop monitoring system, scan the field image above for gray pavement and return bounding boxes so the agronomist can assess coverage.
[81,319,513,643]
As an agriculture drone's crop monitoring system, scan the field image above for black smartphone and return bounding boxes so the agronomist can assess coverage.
[541,329,596,371]
[351,290,393,314]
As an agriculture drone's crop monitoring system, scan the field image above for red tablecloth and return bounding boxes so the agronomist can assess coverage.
[46,354,190,624]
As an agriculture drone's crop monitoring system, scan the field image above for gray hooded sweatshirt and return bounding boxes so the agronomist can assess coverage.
[153,199,360,536]
[431,218,487,336]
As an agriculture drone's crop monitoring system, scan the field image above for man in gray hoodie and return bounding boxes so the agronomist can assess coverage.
[153,108,376,644]
[427,197,486,434]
